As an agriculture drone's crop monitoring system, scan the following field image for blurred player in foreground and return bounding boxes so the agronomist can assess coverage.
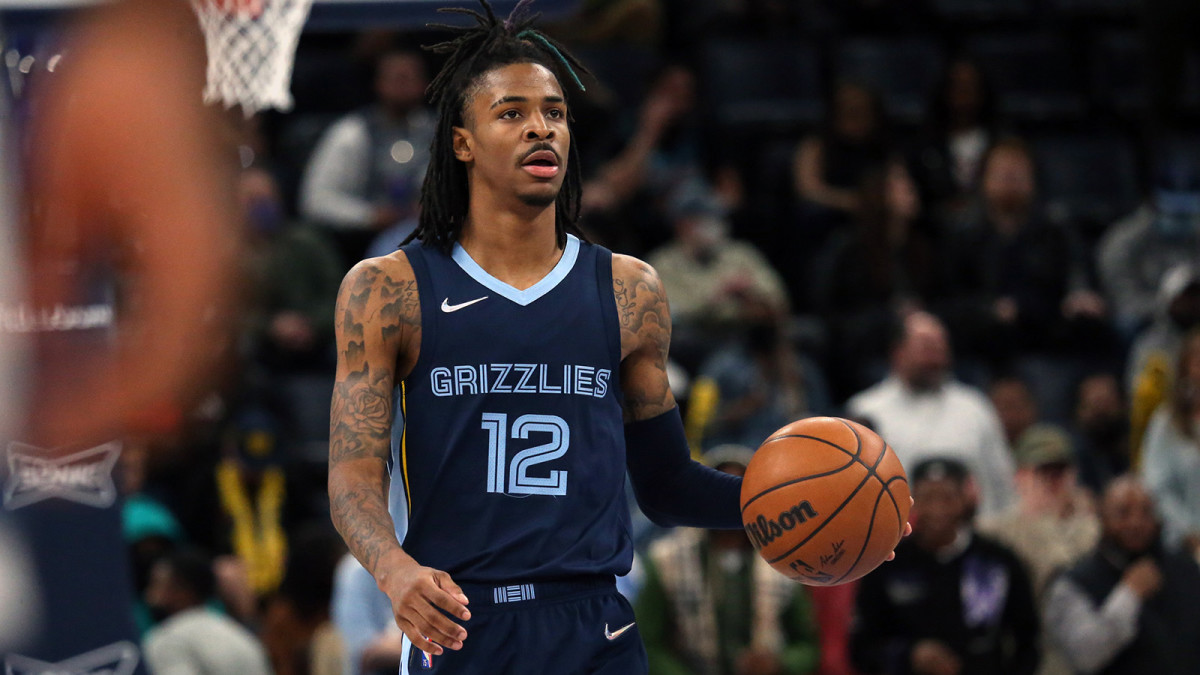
[1,0,236,664]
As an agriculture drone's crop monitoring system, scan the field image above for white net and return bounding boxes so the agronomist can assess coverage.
[191,0,314,115]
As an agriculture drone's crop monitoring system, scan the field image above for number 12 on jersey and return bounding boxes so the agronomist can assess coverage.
[482,412,570,496]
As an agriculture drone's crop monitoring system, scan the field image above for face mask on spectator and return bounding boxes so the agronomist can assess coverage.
[247,198,284,236]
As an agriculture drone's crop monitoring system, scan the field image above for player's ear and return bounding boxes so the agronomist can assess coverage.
[452,126,473,163]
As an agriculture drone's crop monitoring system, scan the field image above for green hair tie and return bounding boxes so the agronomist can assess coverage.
[516,29,586,92]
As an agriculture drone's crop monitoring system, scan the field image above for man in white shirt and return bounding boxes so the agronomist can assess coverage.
[299,48,435,265]
[847,311,1016,516]
[143,550,272,675]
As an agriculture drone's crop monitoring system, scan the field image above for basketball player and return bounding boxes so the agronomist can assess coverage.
[1,0,236,666]
[326,2,746,671]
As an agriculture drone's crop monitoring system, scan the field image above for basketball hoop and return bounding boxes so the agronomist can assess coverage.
[191,0,314,115]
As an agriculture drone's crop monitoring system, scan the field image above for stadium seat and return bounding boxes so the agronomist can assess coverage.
[966,33,1087,123]
[834,37,945,126]
[700,39,825,132]
[1032,134,1141,233]
[1090,31,1146,118]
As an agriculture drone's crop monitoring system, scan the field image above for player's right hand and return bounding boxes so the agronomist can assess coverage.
[376,550,471,655]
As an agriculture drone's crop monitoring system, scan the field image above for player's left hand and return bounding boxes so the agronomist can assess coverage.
[884,497,915,562]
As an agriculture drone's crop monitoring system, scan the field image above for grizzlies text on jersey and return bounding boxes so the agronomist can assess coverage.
[394,234,631,583]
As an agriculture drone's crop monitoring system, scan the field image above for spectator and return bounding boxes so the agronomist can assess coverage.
[1127,264,1200,462]
[583,64,733,254]
[636,445,821,675]
[299,48,434,266]
[793,81,892,234]
[332,554,401,675]
[851,458,1040,675]
[647,189,789,369]
[118,436,185,635]
[241,166,345,375]
[942,137,1111,418]
[910,57,1001,224]
[816,161,940,399]
[980,425,1099,594]
[940,137,1108,367]
[551,0,663,45]
[260,524,346,675]
[143,549,272,675]
[1070,372,1132,496]
[847,311,1016,516]
[806,582,860,675]
[214,409,290,598]
[989,374,1040,448]
[690,319,831,450]
[1044,476,1200,675]
[978,425,1099,675]
[1140,329,1200,555]
[1097,145,1200,337]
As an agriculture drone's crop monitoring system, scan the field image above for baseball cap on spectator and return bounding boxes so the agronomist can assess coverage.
[667,182,729,222]
[1014,423,1075,468]
[910,457,970,486]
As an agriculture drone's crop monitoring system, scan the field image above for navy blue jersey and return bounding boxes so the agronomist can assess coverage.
[393,235,631,583]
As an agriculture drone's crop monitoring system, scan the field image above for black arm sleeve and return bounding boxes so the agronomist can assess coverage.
[624,407,744,529]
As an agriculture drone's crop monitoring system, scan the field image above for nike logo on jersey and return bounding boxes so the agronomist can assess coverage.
[605,621,636,641]
[441,296,488,313]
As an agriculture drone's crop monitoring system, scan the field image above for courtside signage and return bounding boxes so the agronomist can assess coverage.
[3,442,121,510]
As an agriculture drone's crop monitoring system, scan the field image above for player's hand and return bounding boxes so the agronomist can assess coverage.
[910,639,962,675]
[885,497,915,562]
[1121,557,1162,599]
[375,550,471,655]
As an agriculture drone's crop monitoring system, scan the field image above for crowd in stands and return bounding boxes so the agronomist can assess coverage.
[77,0,1200,672]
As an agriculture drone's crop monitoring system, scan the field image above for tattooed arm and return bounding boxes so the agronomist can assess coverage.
[613,254,744,529]
[613,254,676,422]
[328,253,469,656]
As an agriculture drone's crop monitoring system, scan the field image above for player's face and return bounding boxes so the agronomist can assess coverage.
[454,62,569,209]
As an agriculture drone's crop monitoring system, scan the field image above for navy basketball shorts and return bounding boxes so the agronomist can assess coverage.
[400,576,647,674]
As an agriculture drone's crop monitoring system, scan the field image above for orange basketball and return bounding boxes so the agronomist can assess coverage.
[741,417,910,586]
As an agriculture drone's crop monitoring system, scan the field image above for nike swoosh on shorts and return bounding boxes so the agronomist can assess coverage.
[604,621,636,641]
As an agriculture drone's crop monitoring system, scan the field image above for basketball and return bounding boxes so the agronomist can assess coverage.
[741,417,910,586]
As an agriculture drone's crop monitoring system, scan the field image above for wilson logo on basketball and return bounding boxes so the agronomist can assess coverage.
[745,500,819,549]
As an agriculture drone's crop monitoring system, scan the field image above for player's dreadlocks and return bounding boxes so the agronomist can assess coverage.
[406,0,590,253]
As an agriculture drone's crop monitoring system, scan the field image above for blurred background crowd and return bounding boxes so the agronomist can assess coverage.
[8,0,1200,672]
